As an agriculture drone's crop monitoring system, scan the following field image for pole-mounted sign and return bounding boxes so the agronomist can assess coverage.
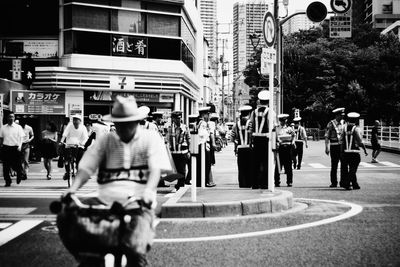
[263,12,276,48]
[330,0,352,14]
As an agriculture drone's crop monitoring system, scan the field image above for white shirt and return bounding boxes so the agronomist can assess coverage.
[22,125,34,143]
[62,123,88,147]
[0,123,24,147]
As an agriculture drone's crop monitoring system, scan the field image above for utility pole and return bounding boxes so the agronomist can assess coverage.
[221,38,225,120]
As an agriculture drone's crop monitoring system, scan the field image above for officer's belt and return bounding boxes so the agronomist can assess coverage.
[237,145,250,148]
[280,143,292,146]
[253,133,270,137]
[330,142,340,145]
[295,140,305,143]
[171,149,189,154]
[344,149,360,153]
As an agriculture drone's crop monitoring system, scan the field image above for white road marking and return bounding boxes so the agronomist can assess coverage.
[153,198,363,243]
[359,162,377,168]
[308,163,327,169]
[164,186,189,205]
[0,220,43,247]
[0,208,36,215]
[0,223,12,229]
[380,161,400,167]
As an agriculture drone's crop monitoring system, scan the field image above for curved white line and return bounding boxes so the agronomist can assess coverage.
[153,198,363,243]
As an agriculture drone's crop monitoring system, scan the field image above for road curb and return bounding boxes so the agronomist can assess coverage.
[161,190,293,218]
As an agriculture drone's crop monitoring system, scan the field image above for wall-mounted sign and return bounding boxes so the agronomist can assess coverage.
[110,76,135,90]
[11,90,65,115]
[115,92,160,102]
[85,91,165,103]
[330,15,352,38]
[159,93,174,103]
[11,59,22,81]
[3,40,58,58]
[112,35,147,58]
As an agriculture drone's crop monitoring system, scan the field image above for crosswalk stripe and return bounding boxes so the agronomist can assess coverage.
[0,220,43,247]
[380,161,400,167]
[308,163,327,168]
[359,162,377,168]
[0,223,12,229]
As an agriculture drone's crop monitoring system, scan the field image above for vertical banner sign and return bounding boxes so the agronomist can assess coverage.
[11,59,22,81]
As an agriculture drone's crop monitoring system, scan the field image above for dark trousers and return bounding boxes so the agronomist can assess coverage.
[252,137,269,189]
[2,145,23,185]
[342,153,361,187]
[292,141,304,169]
[172,153,188,188]
[330,145,345,186]
[196,144,212,186]
[237,146,253,188]
[275,144,293,185]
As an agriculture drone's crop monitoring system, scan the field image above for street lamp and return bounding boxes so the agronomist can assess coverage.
[249,33,261,51]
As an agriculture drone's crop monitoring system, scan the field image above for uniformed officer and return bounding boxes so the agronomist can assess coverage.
[292,116,308,170]
[250,90,275,189]
[197,107,216,187]
[340,112,368,190]
[167,110,191,190]
[231,105,253,188]
[152,111,168,187]
[275,114,295,187]
[325,107,347,188]
[185,114,199,185]
[139,107,158,131]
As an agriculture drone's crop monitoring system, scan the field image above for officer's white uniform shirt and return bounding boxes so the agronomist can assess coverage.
[198,120,210,144]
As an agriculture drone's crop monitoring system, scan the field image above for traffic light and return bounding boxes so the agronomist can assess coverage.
[22,54,35,87]
[306,1,328,23]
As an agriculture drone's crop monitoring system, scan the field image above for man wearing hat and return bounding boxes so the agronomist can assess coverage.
[292,116,308,170]
[231,105,253,188]
[250,90,275,189]
[274,114,295,187]
[65,96,171,266]
[60,114,88,181]
[166,110,191,190]
[340,112,368,190]
[196,106,216,187]
[325,107,346,188]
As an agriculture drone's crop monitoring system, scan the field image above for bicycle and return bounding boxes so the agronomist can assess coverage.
[50,193,152,267]
[61,144,84,187]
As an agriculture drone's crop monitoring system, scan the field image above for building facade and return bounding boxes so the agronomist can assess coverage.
[364,0,400,30]
[199,0,217,61]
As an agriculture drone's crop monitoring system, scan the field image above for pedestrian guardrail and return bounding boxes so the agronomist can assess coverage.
[363,126,400,149]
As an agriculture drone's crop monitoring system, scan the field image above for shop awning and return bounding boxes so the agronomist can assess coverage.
[0,78,27,109]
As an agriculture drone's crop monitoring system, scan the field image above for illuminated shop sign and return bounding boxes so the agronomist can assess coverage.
[112,35,147,58]
[11,90,65,115]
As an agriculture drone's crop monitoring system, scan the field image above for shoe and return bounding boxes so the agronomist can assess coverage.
[371,159,378,163]
[63,173,69,180]
[352,184,360,190]
[329,184,337,188]
[185,181,192,185]
[297,166,301,170]
[47,174,52,180]
[287,183,292,187]
[4,183,11,187]
[16,176,21,184]
[344,186,353,190]
[275,184,280,187]
[206,183,216,187]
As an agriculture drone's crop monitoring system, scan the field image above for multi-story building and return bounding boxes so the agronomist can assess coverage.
[0,0,203,138]
[282,11,320,35]
[364,0,400,30]
[199,0,217,61]
[233,0,271,107]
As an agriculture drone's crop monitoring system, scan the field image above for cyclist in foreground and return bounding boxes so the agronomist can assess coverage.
[64,96,171,266]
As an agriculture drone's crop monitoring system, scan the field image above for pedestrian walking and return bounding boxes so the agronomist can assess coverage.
[340,112,368,190]
[371,120,381,163]
[41,121,58,180]
[325,107,347,188]
[20,119,34,180]
[140,108,158,131]
[65,95,171,266]
[231,105,253,188]
[250,90,276,189]
[274,114,295,187]
[197,106,216,187]
[0,113,25,187]
[60,115,88,180]
[152,111,169,188]
[292,116,308,170]
[167,110,190,190]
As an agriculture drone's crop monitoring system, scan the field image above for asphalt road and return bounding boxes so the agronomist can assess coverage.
[0,141,399,266]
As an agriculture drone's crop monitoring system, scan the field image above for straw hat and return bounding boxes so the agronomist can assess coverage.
[103,95,149,122]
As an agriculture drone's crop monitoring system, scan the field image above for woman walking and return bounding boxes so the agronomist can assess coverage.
[41,121,58,180]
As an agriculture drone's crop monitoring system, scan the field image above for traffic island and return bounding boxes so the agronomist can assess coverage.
[160,188,293,218]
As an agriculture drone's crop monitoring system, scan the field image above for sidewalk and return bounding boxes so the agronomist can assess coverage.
[160,144,293,218]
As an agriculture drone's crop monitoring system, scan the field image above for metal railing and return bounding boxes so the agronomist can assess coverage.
[363,126,400,149]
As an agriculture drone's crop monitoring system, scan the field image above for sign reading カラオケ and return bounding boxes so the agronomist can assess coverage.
[11,90,65,115]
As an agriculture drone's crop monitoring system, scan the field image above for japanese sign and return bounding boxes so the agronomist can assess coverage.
[110,76,135,90]
[114,92,160,103]
[330,15,352,38]
[261,48,276,75]
[112,35,148,58]
[11,59,22,81]
[11,90,65,115]
[4,40,58,58]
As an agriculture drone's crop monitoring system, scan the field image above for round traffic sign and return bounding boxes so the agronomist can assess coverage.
[263,12,276,47]
[330,0,351,14]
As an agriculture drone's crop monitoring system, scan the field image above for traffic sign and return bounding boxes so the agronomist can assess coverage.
[306,1,328,23]
[330,14,352,38]
[261,48,276,75]
[263,12,276,47]
[330,0,351,14]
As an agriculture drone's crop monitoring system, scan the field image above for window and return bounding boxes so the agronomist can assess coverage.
[65,5,109,30]
[181,18,196,52]
[147,14,179,36]
[111,10,145,33]
[181,42,195,71]
[147,2,180,13]
[110,0,143,9]
[72,31,111,55]
[147,37,180,60]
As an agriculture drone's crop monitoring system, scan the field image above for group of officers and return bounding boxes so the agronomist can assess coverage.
[230,90,307,189]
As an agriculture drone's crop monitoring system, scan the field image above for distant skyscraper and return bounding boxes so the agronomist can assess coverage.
[199,0,217,61]
[282,11,320,35]
[233,0,271,103]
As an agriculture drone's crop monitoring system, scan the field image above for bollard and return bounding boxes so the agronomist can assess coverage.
[201,143,205,188]
[191,155,197,202]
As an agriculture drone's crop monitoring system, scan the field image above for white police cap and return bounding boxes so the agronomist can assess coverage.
[332,107,345,114]
[198,106,211,113]
[152,111,164,117]
[278,114,289,120]
[210,113,219,119]
[347,112,360,118]
[188,114,199,118]
[293,117,302,122]
[257,90,270,101]
[238,105,252,112]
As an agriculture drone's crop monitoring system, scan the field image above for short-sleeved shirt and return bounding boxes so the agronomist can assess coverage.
[341,124,363,152]
[197,119,211,144]
[294,125,307,142]
[62,123,88,147]
[0,123,24,147]
[276,125,295,145]
[22,125,34,143]
[325,119,345,144]
[78,127,171,205]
